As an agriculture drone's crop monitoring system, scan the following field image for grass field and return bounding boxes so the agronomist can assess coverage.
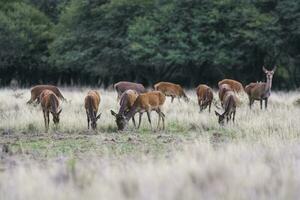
[0,88,300,200]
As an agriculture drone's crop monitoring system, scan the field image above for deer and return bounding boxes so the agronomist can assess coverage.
[114,81,146,100]
[154,82,189,103]
[215,90,238,125]
[218,79,244,93]
[27,85,66,104]
[84,90,101,130]
[40,90,62,132]
[196,84,213,112]
[111,89,139,128]
[244,66,277,109]
[218,83,233,107]
[111,91,166,131]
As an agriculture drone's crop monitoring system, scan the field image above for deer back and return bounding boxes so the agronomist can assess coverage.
[40,90,60,113]
[114,81,146,95]
[118,89,138,114]
[218,84,233,102]
[84,90,101,113]
[218,79,243,93]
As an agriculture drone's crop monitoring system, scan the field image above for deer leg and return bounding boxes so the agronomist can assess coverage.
[132,116,136,128]
[265,98,268,109]
[47,111,50,130]
[156,110,161,130]
[146,110,152,130]
[86,111,90,129]
[171,96,174,103]
[233,111,236,123]
[161,111,165,130]
[43,110,47,131]
[209,102,211,113]
[137,113,143,129]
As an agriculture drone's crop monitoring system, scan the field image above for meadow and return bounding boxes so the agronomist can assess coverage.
[0,88,300,200]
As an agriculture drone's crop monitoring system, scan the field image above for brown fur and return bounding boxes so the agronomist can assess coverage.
[245,66,276,109]
[111,90,139,128]
[114,81,146,100]
[111,91,166,130]
[218,79,243,93]
[40,90,62,132]
[196,84,213,112]
[84,90,101,130]
[154,82,189,103]
[218,84,233,104]
[215,90,238,125]
[27,85,65,104]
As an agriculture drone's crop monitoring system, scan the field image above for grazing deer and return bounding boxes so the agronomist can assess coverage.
[84,90,101,130]
[215,90,238,125]
[154,82,189,103]
[218,83,233,106]
[111,91,166,131]
[27,85,66,104]
[114,81,146,100]
[218,79,243,93]
[40,90,62,132]
[196,84,213,112]
[244,66,276,109]
[111,89,139,128]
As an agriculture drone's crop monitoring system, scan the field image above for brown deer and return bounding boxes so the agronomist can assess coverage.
[84,90,101,130]
[114,81,146,100]
[218,79,243,93]
[215,90,238,125]
[27,85,66,104]
[218,83,233,107]
[154,82,189,103]
[111,91,166,131]
[111,89,139,128]
[40,90,62,132]
[244,66,276,109]
[196,84,213,112]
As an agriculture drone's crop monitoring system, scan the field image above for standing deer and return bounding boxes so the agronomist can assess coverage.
[110,89,139,128]
[244,66,276,109]
[218,79,244,93]
[111,91,166,131]
[215,90,238,125]
[27,85,66,104]
[114,81,146,100]
[154,82,189,103]
[196,84,213,112]
[84,90,101,130]
[40,90,62,132]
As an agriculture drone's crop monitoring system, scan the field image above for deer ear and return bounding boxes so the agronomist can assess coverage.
[58,109,62,115]
[96,113,102,120]
[215,111,220,116]
[272,66,277,72]
[111,110,117,117]
[262,66,268,73]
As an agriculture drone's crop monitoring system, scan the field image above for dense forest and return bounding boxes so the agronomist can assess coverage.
[0,0,299,89]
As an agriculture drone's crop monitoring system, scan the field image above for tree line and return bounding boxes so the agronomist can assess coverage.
[0,0,299,89]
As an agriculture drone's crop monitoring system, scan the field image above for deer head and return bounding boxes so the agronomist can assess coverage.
[111,110,128,130]
[215,110,225,125]
[91,113,101,130]
[263,66,276,81]
[52,109,62,124]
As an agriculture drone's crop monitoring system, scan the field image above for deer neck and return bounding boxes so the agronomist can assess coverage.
[265,76,273,94]
[125,104,137,121]
[50,95,58,113]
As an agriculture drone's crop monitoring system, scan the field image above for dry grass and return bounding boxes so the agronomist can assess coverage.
[0,88,300,200]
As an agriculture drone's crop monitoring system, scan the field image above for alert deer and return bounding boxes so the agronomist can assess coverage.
[244,66,276,109]
[84,90,101,130]
[40,90,62,132]
[111,90,139,128]
[196,84,213,112]
[111,91,166,131]
[154,82,189,103]
[27,85,66,104]
[215,90,238,125]
[114,81,146,100]
[218,79,244,93]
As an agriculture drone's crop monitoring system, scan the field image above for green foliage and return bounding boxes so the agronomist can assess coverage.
[0,0,300,88]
